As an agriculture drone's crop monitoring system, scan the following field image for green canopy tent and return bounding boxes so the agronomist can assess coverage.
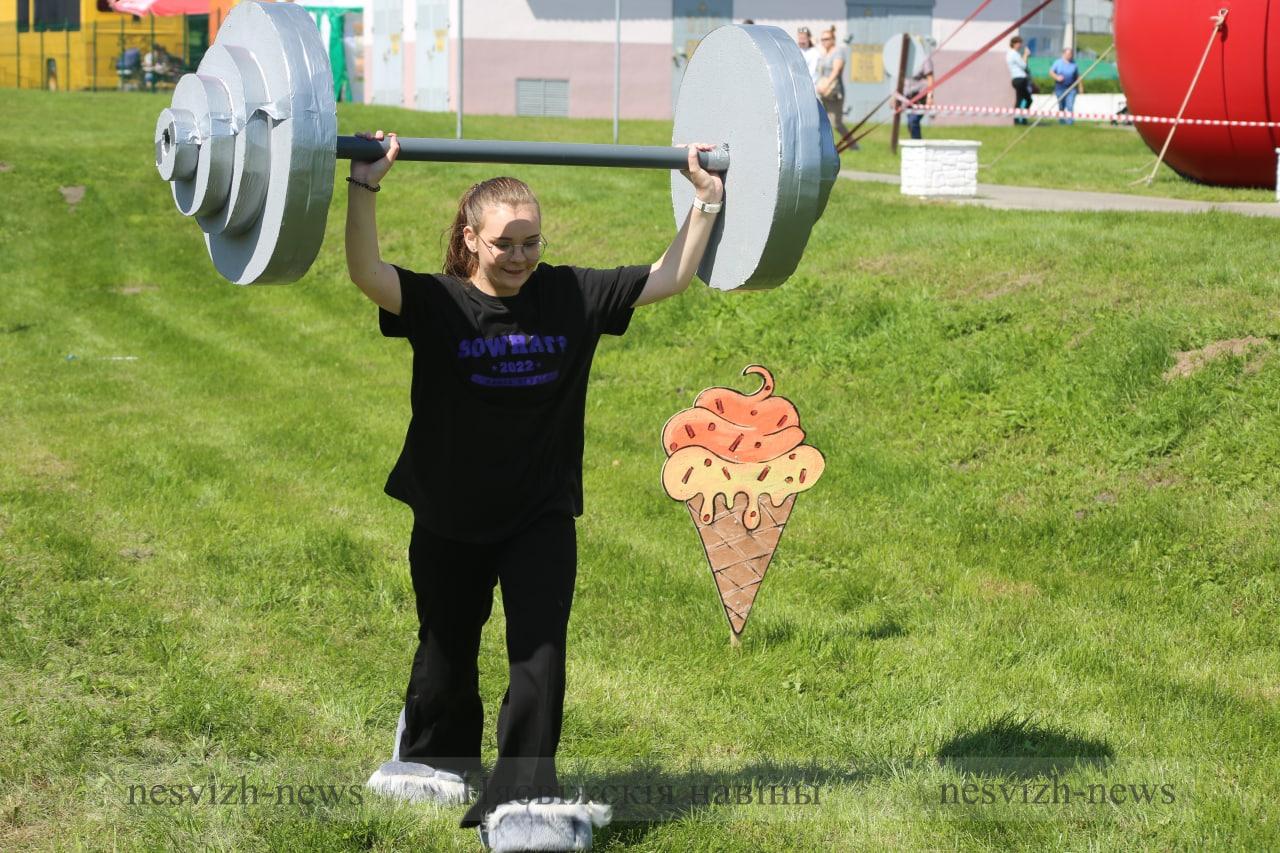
[304,5,361,102]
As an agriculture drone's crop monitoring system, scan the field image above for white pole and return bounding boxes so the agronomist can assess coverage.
[613,0,620,143]
[456,0,464,139]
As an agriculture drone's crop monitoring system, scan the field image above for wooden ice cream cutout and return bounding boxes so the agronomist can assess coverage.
[661,365,825,644]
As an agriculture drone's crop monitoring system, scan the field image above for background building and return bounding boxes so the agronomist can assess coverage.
[2,0,1096,126]
[0,0,198,90]
[1074,0,1113,37]
[364,1,1081,124]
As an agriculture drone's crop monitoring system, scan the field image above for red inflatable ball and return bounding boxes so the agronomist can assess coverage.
[1115,1,1280,187]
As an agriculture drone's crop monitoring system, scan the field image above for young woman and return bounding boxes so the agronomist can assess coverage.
[345,130,723,831]
[815,26,853,149]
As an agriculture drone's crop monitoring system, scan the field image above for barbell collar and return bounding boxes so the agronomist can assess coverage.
[336,136,732,172]
[155,108,199,182]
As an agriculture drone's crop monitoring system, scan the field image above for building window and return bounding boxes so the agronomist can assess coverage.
[516,79,569,117]
[17,0,29,33]
[33,0,80,31]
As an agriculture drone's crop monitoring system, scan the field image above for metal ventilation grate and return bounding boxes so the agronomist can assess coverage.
[516,78,570,117]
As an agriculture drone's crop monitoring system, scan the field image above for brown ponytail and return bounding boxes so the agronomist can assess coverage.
[442,177,540,279]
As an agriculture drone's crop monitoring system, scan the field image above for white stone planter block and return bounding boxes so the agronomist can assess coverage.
[900,139,981,197]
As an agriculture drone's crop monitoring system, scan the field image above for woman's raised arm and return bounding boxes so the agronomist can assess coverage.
[346,130,402,314]
[635,144,725,307]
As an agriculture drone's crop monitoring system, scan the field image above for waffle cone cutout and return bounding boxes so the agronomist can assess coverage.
[687,492,795,636]
[661,366,824,641]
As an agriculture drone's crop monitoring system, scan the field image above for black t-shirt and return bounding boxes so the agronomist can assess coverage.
[379,262,651,544]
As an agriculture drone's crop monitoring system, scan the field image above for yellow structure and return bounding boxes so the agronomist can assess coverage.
[0,1,198,90]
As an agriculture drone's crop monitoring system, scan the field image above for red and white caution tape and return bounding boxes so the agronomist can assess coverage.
[899,100,1280,128]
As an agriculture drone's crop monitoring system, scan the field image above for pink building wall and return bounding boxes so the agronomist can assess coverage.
[930,0,1031,125]
[459,39,675,120]
[363,1,1034,125]
[928,52,1016,126]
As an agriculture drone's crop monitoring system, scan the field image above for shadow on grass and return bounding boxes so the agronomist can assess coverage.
[752,615,907,647]
[479,714,1112,844]
[862,618,906,640]
[935,713,1115,779]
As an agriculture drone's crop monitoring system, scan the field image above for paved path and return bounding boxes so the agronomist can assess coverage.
[839,169,1280,219]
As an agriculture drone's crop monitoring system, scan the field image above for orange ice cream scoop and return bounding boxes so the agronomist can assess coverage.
[660,364,825,530]
[661,409,805,463]
[692,365,800,433]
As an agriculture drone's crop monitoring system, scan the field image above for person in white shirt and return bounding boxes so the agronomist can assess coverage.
[1006,36,1032,125]
[797,26,821,84]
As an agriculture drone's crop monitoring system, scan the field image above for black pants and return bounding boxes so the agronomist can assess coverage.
[398,512,578,827]
[1012,77,1033,124]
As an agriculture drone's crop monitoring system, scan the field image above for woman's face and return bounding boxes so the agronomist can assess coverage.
[463,202,543,295]
[820,33,835,52]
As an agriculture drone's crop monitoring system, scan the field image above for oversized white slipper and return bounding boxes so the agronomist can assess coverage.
[365,707,468,805]
[365,760,469,805]
[480,796,612,852]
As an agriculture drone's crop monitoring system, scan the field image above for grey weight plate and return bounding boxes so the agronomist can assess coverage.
[671,25,834,291]
[750,26,837,282]
[168,73,235,218]
[155,107,198,182]
[163,1,335,284]
[195,43,270,237]
[812,84,840,223]
[205,1,336,284]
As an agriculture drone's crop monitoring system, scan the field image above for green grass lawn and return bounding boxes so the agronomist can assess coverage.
[2,88,1278,851]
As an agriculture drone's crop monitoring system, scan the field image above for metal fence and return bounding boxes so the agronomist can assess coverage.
[1076,14,1113,35]
[0,15,210,91]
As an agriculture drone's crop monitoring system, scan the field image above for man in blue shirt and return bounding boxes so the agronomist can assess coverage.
[1050,46,1082,124]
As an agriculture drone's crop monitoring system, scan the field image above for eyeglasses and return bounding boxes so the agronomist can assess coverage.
[478,235,548,260]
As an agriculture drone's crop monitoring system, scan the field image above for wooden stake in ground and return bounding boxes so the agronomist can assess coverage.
[890,32,911,155]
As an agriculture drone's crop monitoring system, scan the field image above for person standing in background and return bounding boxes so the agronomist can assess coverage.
[797,26,821,85]
[1050,46,1082,124]
[903,52,934,140]
[1007,36,1032,125]
[815,27,855,150]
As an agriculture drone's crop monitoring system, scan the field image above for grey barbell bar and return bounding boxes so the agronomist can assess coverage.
[337,136,731,172]
[156,2,837,290]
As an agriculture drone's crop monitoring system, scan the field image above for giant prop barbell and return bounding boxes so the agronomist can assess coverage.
[155,2,838,291]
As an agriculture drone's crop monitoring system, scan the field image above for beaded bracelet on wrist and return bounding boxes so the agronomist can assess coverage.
[346,177,381,193]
